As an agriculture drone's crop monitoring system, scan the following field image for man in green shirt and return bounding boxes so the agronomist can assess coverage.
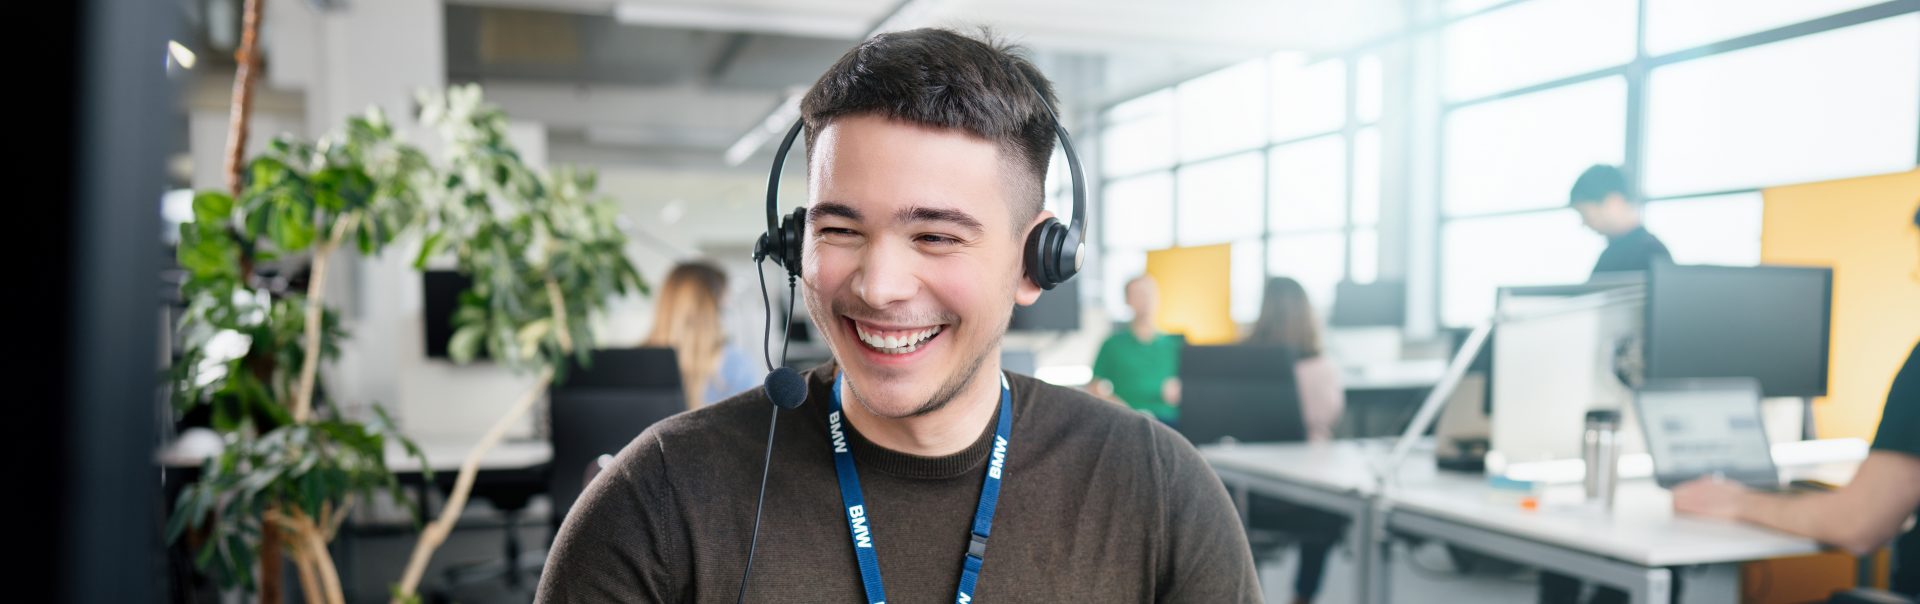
[1090,275,1184,422]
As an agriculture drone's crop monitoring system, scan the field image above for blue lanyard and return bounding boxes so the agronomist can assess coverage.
[828,372,1013,604]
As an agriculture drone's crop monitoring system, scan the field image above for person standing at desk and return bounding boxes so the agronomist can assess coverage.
[1570,164,1671,277]
[1090,274,1184,424]
[1672,205,1920,599]
[1543,164,1675,604]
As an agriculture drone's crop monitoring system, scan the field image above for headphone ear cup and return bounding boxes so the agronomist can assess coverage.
[1024,218,1065,290]
[776,206,807,275]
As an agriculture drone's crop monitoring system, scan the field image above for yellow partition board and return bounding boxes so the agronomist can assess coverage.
[1761,168,1920,442]
[1146,244,1235,344]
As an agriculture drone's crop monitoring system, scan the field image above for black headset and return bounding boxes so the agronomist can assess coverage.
[752,74,1088,292]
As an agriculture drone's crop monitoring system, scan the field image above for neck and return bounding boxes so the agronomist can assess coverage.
[839,358,1003,458]
[1130,318,1156,341]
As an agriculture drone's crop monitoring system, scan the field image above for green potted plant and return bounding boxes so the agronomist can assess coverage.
[389,85,648,603]
[167,106,433,604]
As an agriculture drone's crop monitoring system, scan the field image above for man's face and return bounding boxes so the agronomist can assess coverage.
[1573,194,1633,236]
[1126,277,1158,321]
[802,114,1045,418]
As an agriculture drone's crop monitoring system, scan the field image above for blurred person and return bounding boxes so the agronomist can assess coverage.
[1544,164,1674,603]
[642,261,762,409]
[1571,164,1671,278]
[1243,276,1348,604]
[1244,276,1345,442]
[539,29,1260,603]
[1090,274,1184,424]
[1671,203,1920,599]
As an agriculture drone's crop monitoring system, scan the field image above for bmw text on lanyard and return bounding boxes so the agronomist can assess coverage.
[828,371,1013,604]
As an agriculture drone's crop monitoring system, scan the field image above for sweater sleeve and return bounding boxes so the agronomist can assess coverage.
[1150,421,1264,603]
[1294,356,1348,443]
[535,429,690,603]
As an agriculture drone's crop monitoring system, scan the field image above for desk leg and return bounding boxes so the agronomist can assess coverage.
[1626,567,1673,604]
[1674,564,1740,604]
[1365,500,1389,604]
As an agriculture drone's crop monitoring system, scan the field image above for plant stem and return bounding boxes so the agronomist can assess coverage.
[292,215,357,424]
[289,542,323,604]
[302,518,346,604]
[391,366,556,602]
[546,278,573,353]
[225,0,264,201]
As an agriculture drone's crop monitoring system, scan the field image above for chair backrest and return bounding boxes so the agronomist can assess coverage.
[547,347,685,530]
[1177,344,1307,445]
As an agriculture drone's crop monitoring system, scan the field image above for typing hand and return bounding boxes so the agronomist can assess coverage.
[1671,476,1752,520]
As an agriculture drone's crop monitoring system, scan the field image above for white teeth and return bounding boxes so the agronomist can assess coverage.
[853,323,942,354]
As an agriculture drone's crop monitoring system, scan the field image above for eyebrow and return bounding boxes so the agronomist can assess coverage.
[809,201,986,234]
[898,205,985,234]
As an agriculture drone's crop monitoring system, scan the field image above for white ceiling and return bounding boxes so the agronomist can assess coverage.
[444,0,1406,173]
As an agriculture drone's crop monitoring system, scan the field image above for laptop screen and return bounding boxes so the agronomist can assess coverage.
[1635,379,1775,485]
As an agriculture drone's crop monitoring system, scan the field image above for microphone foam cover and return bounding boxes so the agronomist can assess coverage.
[763,367,808,410]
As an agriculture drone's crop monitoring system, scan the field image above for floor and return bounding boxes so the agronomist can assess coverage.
[1257,538,1543,604]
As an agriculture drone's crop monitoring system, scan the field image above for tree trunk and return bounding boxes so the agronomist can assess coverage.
[221,0,281,601]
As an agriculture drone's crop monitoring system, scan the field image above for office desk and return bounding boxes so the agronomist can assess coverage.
[1202,439,1866,604]
[1203,439,1407,604]
[1341,361,1445,438]
[1382,477,1815,604]
[1378,440,1867,604]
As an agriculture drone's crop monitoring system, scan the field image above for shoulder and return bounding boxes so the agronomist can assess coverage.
[1006,373,1202,467]
[617,366,823,474]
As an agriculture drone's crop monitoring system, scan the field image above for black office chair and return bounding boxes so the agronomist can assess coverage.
[546,347,687,530]
[1178,344,1346,602]
[1177,344,1308,445]
[433,348,686,602]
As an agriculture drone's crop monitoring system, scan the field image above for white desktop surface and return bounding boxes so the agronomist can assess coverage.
[383,439,552,474]
[1203,439,1397,495]
[159,434,552,474]
[1384,438,1866,567]
[1344,360,1447,391]
[1385,475,1822,567]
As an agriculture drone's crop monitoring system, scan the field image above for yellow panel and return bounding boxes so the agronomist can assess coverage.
[1146,244,1236,345]
[1761,169,1920,441]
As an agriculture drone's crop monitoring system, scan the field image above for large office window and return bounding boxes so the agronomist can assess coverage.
[1642,14,1920,197]
[1433,0,1917,327]
[1098,0,1917,331]
[1098,49,1374,324]
[1442,77,1627,216]
[1442,0,1636,102]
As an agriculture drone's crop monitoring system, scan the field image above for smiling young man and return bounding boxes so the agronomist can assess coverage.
[536,28,1261,603]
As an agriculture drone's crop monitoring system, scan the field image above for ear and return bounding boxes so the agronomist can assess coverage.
[1014,209,1055,307]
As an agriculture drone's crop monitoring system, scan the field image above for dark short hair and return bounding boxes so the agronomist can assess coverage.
[1570,164,1635,206]
[800,28,1057,229]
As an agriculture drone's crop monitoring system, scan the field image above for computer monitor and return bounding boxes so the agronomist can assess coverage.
[1632,377,1778,489]
[423,270,473,360]
[1176,344,1306,445]
[1329,280,1406,327]
[1008,277,1080,332]
[1645,263,1831,398]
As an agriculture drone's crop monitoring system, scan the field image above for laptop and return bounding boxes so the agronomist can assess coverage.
[1632,378,1786,490]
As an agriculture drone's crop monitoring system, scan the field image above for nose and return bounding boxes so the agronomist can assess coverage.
[851,239,921,309]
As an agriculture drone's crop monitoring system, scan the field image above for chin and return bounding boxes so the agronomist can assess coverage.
[830,313,994,418]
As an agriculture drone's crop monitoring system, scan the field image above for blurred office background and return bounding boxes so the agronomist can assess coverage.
[35,0,1920,602]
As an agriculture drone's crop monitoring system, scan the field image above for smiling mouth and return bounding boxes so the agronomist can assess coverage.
[847,318,945,355]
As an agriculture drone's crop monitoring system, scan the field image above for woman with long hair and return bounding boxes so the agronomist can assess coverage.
[643,261,762,410]
[1244,276,1347,604]
[1245,276,1345,442]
